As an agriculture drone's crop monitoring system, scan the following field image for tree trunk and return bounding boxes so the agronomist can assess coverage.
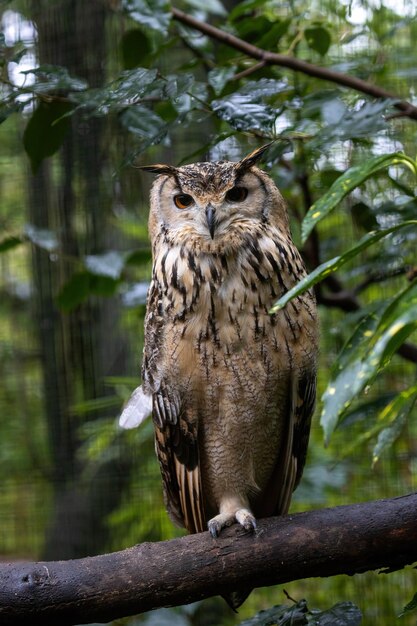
[28,0,130,559]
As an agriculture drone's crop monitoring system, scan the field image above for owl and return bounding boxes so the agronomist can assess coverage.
[120,144,318,608]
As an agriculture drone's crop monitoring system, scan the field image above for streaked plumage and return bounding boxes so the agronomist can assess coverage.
[122,145,318,608]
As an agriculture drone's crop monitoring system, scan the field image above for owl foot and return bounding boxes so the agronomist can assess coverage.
[208,508,257,538]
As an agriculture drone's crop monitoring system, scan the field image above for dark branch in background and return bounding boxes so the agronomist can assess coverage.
[1,494,417,626]
[171,8,417,121]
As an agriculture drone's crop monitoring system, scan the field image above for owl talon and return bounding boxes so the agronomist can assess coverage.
[235,508,257,532]
[208,508,257,537]
[208,520,221,538]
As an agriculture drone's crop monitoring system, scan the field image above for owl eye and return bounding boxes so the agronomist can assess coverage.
[225,186,248,203]
[174,193,194,209]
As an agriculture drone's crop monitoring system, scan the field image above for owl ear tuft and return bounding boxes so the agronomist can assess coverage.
[236,142,273,172]
[137,164,178,176]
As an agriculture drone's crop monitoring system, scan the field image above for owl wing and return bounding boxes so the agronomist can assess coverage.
[142,278,205,534]
[261,368,316,517]
[293,369,317,489]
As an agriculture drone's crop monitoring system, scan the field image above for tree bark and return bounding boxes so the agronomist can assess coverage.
[1,494,417,626]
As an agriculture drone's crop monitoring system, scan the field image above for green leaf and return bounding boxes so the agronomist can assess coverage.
[311,99,394,148]
[123,112,187,162]
[164,73,195,100]
[120,29,152,69]
[321,360,367,444]
[308,601,362,625]
[123,0,171,34]
[399,592,417,617]
[304,26,331,56]
[0,235,23,253]
[271,220,417,312]
[339,392,397,428]
[376,278,417,334]
[368,305,417,369]
[0,100,25,124]
[169,79,206,115]
[22,64,88,94]
[233,15,274,45]
[333,385,417,462]
[212,78,289,132]
[84,251,126,280]
[120,105,168,143]
[320,285,417,442]
[372,384,417,465]
[89,275,119,297]
[125,249,152,265]
[23,100,73,173]
[56,272,92,311]
[24,224,59,251]
[229,0,270,21]
[57,270,119,311]
[208,66,236,96]
[301,153,417,242]
[234,78,290,100]
[257,18,292,49]
[71,67,158,115]
[183,0,226,15]
[321,280,417,440]
[332,311,380,374]
[238,600,361,626]
[239,600,308,626]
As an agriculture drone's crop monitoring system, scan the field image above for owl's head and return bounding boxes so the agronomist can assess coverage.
[141,144,290,252]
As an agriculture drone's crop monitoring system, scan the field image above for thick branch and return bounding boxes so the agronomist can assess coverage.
[1,494,417,626]
[172,8,417,121]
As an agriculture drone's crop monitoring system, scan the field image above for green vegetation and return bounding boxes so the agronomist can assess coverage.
[1,0,417,624]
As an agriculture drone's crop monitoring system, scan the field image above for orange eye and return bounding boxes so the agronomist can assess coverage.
[174,193,194,209]
[226,186,248,202]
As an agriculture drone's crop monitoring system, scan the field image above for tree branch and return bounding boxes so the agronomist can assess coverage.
[171,8,417,121]
[1,494,417,626]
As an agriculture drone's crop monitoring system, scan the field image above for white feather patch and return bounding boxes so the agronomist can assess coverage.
[118,386,152,429]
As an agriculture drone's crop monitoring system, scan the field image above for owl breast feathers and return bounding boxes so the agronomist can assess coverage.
[122,145,318,608]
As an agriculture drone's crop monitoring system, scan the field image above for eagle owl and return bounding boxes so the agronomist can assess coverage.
[120,144,318,607]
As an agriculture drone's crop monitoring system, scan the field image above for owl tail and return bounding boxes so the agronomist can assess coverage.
[222,587,253,611]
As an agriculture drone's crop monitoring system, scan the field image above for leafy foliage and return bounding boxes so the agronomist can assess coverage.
[271,220,417,313]
[212,78,290,133]
[23,100,74,173]
[302,153,417,242]
[304,25,331,56]
[399,592,417,618]
[123,0,172,35]
[238,599,361,626]
[321,280,417,436]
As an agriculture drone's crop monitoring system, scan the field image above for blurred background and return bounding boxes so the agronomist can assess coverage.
[1,0,417,624]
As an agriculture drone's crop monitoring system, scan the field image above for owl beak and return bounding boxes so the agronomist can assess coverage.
[205,205,216,239]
